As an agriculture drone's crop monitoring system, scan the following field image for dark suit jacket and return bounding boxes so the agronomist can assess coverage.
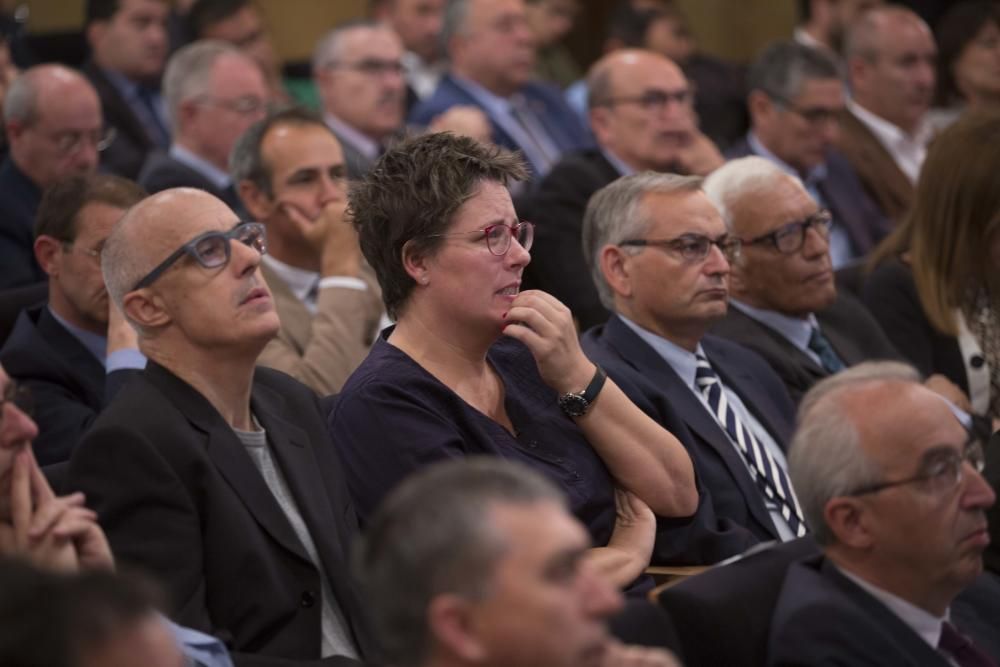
[0,156,45,289]
[522,148,620,330]
[67,362,377,665]
[409,74,591,178]
[583,317,796,554]
[711,293,901,404]
[0,306,137,465]
[726,138,892,256]
[768,556,952,666]
[838,109,915,224]
[137,151,244,215]
[82,60,158,180]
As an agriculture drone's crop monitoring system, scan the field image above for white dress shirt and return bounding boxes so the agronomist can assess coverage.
[847,99,934,185]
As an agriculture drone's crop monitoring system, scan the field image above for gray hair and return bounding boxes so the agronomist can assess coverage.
[748,40,842,103]
[163,40,244,131]
[101,205,152,315]
[789,361,923,545]
[354,457,565,667]
[440,0,473,58]
[702,156,801,233]
[583,172,704,310]
[312,19,382,72]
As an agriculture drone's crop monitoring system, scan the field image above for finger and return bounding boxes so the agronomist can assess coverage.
[28,497,74,539]
[10,449,33,541]
[500,321,546,352]
[27,449,56,503]
[504,306,559,339]
[49,510,101,539]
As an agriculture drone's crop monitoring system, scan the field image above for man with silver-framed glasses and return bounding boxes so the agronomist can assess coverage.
[704,156,912,405]
[769,361,997,666]
[67,187,376,665]
[0,64,108,289]
[580,172,804,565]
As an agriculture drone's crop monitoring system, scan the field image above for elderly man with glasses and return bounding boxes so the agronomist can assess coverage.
[580,171,804,566]
[66,187,377,665]
[769,361,997,666]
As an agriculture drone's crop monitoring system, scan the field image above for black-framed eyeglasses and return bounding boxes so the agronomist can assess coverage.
[425,221,534,256]
[847,424,989,497]
[619,233,742,263]
[767,92,844,126]
[743,209,833,254]
[593,87,694,113]
[322,58,405,77]
[0,380,34,421]
[132,222,267,291]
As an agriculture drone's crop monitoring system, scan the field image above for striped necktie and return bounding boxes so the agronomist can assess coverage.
[695,354,807,536]
[808,326,845,374]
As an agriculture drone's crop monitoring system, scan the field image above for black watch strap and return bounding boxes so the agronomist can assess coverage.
[558,365,607,417]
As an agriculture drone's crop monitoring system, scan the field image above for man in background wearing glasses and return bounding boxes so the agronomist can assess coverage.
[67,187,376,664]
[137,40,268,218]
[0,65,106,289]
[770,361,996,666]
[728,40,890,268]
[0,174,147,465]
[580,172,803,566]
[704,157,909,406]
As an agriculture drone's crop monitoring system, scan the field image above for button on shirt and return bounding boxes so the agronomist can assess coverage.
[847,98,934,185]
[619,316,798,540]
[729,300,827,369]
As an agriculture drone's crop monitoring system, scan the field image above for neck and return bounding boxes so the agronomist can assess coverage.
[826,548,952,618]
[389,304,495,385]
[618,307,705,353]
[175,137,227,173]
[48,294,108,337]
[966,89,1000,110]
[143,339,258,430]
[453,65,515,98]
[266,232,321,273]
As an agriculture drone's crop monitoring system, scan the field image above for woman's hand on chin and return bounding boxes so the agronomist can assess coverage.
[502,290,596,394]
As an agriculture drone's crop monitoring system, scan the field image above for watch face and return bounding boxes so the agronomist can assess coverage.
[558,393,589,417]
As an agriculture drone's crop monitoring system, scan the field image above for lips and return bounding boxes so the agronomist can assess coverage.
[496,282,520,297]
[240,286,270,305]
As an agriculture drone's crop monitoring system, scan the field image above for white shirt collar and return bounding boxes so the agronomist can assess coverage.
[730,299,820,354]
[846,99,934,183]
[401,51,445,100]
[169,144,232,190]
[617,314,702,387]
[837,566,946,650]
[324,113,381,161]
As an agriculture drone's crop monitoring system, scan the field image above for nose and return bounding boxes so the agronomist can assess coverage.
[230,235,263,277]
[505,233,531,268]
[579,563,624,619]
[801,224,830,260]
[318,173,346,206]
[0,402,39,449]
[703,242,731,276]
[962,464,996,511]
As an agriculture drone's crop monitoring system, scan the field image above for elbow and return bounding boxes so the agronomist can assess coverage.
[648,461,698,518]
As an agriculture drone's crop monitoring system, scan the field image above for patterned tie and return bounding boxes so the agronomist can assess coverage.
[808,326,846,374]
[695,354,807,536]
[939,622,998,667]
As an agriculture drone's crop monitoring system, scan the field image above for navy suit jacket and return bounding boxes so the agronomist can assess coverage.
[137,151,244,216]
[583,316,796,554]
[0,306,138,465]
[409,74,591,177]
[768,556,952,666]
[82,60,158,180]
[0,157,45,289]
[726,138,892,256]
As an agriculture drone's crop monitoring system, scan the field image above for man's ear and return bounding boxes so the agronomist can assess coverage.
[600,244,633,301]
[426,594,488,662]
[589,106,611,145]
[122,289,171,331]
[824,497,875,550]
[34,235,64,277]
[238,179,277,222]
[85,21,107,51]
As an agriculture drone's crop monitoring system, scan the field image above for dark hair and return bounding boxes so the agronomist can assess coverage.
[797,0,812,23]
[355,458,565,667]
[748,40,842,102]
[934,1,1000,106]
[348,132,528,319]
[229,106,335,197]
[35,173,147,242]
[188,0,251,37]
[85,0,122,25]
[0,558,165,667]
[607,4,668,49]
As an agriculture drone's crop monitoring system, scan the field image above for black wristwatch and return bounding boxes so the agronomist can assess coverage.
[558,366,607,417]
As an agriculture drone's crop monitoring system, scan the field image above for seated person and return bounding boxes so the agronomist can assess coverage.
[581,172,801,561]
[357,457,681,667]
[329,133,698,589]
[931,2,1000,130]
[68,188,376,664]
[770,361,995,666]
[0,174,146,465]
[865,112,1000,420]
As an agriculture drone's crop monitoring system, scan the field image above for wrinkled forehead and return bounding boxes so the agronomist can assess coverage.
[736,175,816,237]
[611,54,687,94]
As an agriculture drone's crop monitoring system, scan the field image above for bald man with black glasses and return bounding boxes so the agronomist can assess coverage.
[66,187,376,666]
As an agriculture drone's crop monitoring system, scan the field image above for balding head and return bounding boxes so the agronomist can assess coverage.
[3,65,102,188]
[845,6,935,133]
[587,49,696,172]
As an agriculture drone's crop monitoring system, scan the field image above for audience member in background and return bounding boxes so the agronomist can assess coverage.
[330,133,698,590]
[527,49,721,330]
[372,0,447,110]
[0,31,19,147]
[581,173,802,563]
[0,175,146,465]
[769,362,995,666]
[525,0,581,88]
[703,157,902,404]
[410,0,590,182]
[68,188,376,664]
[0,65,104,289]
[357,457,682,667]
[232,109,384,395]
[865,112,1000,420]
[138,40,267,216]
[840,6,936,223]
[187,0,313,107]
[793,0,884,56]
[83,0,171,180]
[730,40,889,268]
[930,1,1000,130]
[312,21,406,179]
